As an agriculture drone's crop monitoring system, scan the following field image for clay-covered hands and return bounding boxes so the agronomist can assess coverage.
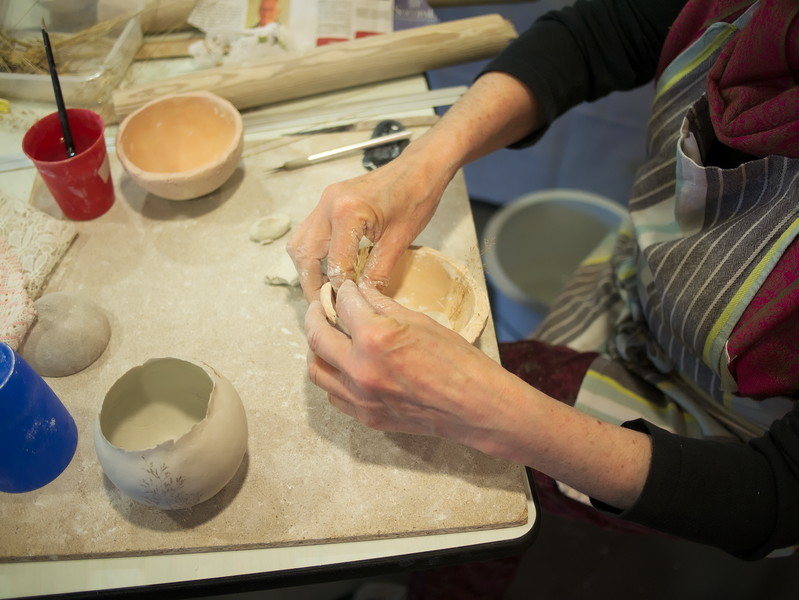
[304,279,513,444]
[286,139,453,302]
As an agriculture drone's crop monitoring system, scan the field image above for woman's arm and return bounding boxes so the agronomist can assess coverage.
[287,70,542,301]
[485,0,688,127]
[305,280,652,510]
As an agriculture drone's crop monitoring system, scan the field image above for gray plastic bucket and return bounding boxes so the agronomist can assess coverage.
[482,189,626,341]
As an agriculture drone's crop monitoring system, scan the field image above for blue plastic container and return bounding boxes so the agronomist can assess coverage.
[0,342,78,493]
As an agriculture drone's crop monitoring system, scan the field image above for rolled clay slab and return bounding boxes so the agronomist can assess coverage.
[21,291,111,377]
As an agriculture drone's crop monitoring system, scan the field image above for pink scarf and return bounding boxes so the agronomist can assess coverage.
[658,0,799,158]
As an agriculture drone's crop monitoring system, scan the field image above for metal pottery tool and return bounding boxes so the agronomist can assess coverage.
[275,129,412,171]
[41,18,75,158]
[363,119,409,170]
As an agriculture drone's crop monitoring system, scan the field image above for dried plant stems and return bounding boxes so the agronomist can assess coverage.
[0,12,135,75]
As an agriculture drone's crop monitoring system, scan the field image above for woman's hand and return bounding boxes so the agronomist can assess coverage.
[295,73,652,511]
[286,146,451,303]
[304,280,653,510]
[287,73,543,303]
[304,280,513,442]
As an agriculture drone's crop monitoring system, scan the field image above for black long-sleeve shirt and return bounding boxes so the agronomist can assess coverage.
[483,0,799,559]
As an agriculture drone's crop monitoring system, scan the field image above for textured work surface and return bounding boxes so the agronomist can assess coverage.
[0,130,528,561]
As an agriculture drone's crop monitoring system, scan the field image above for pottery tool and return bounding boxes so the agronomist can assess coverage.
[40,19,75,158]
[363,119,410,171]
[274,129,412,172]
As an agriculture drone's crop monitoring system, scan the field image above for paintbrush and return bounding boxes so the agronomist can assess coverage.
[273,129,412,171]
[41,18,76,158]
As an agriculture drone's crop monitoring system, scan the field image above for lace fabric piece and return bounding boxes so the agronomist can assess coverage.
[0,193,77,348]
[0,193,76,299]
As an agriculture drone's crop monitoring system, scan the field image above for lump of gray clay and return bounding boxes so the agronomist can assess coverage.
[21,291,111,377]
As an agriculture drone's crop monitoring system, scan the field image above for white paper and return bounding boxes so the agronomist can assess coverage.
[286,0,393,51]
[189,0,251,31]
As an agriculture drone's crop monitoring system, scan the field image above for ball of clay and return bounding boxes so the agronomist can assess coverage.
[21,292,111,377]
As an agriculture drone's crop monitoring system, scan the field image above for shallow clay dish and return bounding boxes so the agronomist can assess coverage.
[322,246,488,344]
[115,91,243,200]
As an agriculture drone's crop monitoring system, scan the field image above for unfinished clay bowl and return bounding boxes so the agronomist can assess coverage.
[93,357,248,510]
[323,246,488,344]
[115,91,243,200]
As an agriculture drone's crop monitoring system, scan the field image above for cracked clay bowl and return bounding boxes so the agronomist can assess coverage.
[323,246,488,344]
[384,246,488,344]
[115,91,243,200]
[93,357,248,510]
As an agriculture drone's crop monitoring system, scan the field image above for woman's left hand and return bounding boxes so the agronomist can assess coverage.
[304,280,513,444]
[304,280,654,510]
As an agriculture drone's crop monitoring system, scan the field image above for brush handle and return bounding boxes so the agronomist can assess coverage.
[41,23,76,158]
[281,130,412,171]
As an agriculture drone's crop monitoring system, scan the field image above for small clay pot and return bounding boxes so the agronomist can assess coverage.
[322,246,488,344]
[93,357,248,510]
[115,91,243,200]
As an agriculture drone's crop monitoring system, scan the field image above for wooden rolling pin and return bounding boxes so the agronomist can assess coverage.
[111,14,517,122]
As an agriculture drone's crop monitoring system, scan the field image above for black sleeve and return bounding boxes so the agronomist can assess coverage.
[480,0,688,145]
[592,406,799,559]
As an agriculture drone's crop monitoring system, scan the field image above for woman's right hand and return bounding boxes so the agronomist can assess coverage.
[287,72,543,303]
[286,139,453,302]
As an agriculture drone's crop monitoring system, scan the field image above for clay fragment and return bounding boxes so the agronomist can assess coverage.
[264,250,299,286]
[319,281,350,335]
[249,213,291,244]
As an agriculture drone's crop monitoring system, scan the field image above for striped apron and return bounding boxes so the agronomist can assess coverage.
[535,3,799,443]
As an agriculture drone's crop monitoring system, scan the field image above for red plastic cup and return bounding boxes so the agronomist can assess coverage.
[22,108,114,221]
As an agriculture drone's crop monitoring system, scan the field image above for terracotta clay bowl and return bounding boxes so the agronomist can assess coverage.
[322,245,488,344]
[115,91,243,200]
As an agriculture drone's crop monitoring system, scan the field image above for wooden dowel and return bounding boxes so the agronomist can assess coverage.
[112,14,517,123]
[134,32,204,60]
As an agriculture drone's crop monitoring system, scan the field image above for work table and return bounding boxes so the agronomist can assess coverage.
[0,34,536,600]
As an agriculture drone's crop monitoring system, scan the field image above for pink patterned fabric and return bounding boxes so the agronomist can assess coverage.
[728,237,799,397]
[707,0,799,157]
[658,0,799,158]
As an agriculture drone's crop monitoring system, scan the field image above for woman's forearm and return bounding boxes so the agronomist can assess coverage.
[398,71,543,183]
[388,74,652,509]
[464,362,652,510]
